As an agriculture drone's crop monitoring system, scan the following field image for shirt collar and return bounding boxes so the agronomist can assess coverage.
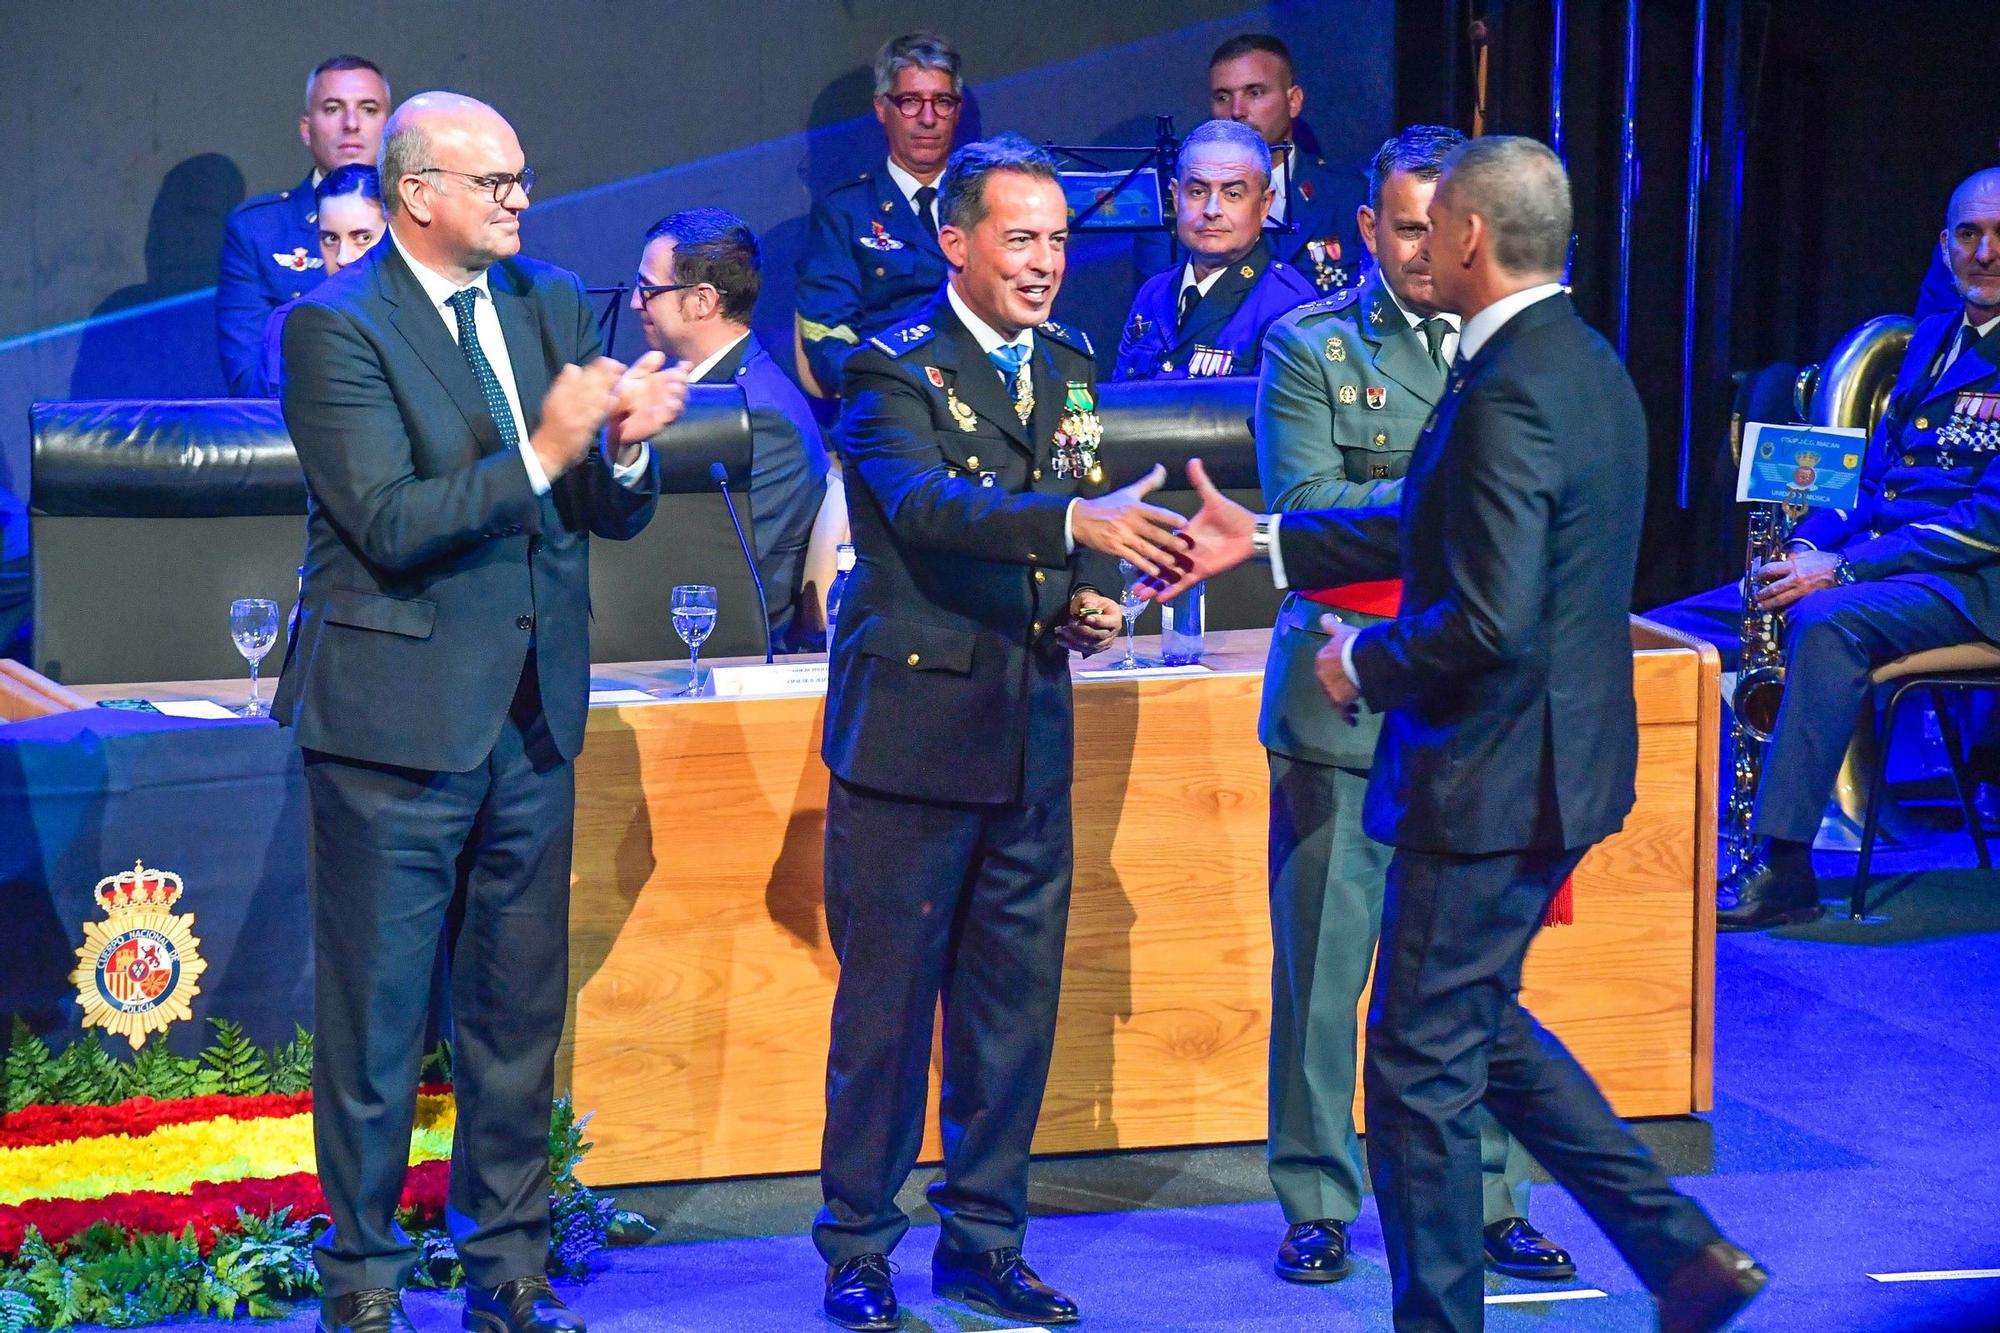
[1965,312,2000,339]
[1379,280,1461,332]
[946,281,1034,359]
[687,330,752,383]
[884,157,940,207]
[1179,262,1228,299]
[389,225,493,311]
[1457,282,1566,363]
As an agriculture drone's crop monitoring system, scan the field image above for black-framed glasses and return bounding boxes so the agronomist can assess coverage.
[884,92,961,119]
[416,166,536,201]
[632,277,697,301]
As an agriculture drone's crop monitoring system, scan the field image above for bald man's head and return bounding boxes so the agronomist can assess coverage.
[380,91,529,278]
[379,92,510,216]
[1943,166,2000,317]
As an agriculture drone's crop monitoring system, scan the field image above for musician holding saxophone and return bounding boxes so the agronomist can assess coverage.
[1649,166,2000,930]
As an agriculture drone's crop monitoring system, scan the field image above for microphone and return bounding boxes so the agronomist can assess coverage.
[710,461,773,664]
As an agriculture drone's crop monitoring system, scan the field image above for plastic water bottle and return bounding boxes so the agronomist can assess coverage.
[1160,580,1206,664]
[825,543,856,639]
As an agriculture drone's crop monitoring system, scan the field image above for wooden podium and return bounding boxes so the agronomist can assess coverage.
[560,620,1718,1187]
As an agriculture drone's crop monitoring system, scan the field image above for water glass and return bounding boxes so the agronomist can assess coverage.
[672,584,718,695]
[1113,559,1146,670]
[229,598,280,717]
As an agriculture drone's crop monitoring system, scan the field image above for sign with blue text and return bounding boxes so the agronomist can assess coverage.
[1736,422,1866,510]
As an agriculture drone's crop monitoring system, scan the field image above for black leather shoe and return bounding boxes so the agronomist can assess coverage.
[319,1288,415,1333]
[1717,842,1821,932]
[933,1245,1079,1325]
[1656,1240,1769,1333]
[823,1253,899,1331]
[463,1276,583,1333]
[1483,1217,1576,1280]
[1275,1219,1353,1283]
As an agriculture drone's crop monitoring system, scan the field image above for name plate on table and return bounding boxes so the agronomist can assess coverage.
[708,662,829,698]
[1737,422,1865,509]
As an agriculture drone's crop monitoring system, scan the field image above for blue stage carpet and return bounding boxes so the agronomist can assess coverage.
[145,858,2000,1331]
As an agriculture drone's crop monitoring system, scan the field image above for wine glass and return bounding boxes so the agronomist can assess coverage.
[1113,560,1146,670]
[228,598,280,716]
[672,585,718,695]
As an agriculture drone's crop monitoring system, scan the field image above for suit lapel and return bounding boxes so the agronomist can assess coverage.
[1919,322,2000,407]
[490,265,552,437]
[1175,239,1269,354]
[378,245,505,455]
[1362,275,1444,406]
[942,312,1031,450]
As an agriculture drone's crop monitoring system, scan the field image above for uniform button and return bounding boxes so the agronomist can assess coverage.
[516,614,533,631]
[1032,621,1043,636]
[966,454,979,469]
[1374,433,1387,446]
[874,266,887,278]
[1883,489,1897,500]
[1162,361,1175,374]
[1027,552,1039,563]
[906,653,921,666]
[1034,570,1047,584]
[1032,468,1042,481]
[1902,455,1916,466]
[1915,416,1930,430]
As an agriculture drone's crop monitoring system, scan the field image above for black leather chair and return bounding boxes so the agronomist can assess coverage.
[30,391,756,685]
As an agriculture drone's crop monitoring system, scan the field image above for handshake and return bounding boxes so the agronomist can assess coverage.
[531,351,693,480]
[1069,456,1259,602]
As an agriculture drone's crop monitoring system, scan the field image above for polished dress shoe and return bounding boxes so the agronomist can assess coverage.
[1656,1240,1769,1333]
[463,1276,583,1333]
[1274,1219,1353,1283]
[933,1245,1079,1325]
[1483,1217,1576,1280]
[1717,841,1821,932]
[823,1253,899,1331]
[319,1288,415,1333]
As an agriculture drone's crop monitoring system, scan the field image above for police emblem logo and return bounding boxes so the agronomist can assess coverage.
[1366,386,1387,410]
[70,860,206,1050]
[924,366,945,388]
[1338,384,1358,405]
[859,220,906,251]
[272,247,322,272]
[1324,336,1346,363]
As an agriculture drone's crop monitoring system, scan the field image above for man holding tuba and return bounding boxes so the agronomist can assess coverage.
[1649,167,2000,930]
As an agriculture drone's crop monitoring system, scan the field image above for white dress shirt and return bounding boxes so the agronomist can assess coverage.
[687,330,751,384]
[945,282,1078,553]
[884,158,943,232]
[388,228,649,494]
[1267,155,1290,224]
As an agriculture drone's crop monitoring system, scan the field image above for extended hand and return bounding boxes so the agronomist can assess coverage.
[1056,590,1122,655]
[1751,549,1843,611]
[1070,464,1192,577]
[608,352,692,454]
[532,357,625,480]
[1313,614,1363,723]
[1137,457,1256,602]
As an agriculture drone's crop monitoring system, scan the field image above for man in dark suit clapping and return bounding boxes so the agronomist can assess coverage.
[275,92,688,1333]
[1151,137,1766,1333]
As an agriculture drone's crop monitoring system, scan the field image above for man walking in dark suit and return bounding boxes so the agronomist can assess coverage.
[276,92,688,1333]
[1152,136,1766,1333]
[814,133,1191,1332]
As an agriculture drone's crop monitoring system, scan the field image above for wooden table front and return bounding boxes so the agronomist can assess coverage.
[556,623,1718,1188]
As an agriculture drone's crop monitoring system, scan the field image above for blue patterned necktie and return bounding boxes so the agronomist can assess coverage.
[446,287,520,450]
[988,342,1032,423]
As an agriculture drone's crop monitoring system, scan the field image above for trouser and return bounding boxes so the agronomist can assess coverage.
[1266,753,1531,1226]
[306,665,574,1296]
[813,775,1073,1263]
[1365,846,1723,1332]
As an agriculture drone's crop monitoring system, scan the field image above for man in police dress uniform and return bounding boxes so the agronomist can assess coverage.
[1254,124,1573,1291]
[796,32,960,395]
[1114,120,1316,381]
[218,54,390,395]
[1650,166,2000,931]
[814,134,1191,1332]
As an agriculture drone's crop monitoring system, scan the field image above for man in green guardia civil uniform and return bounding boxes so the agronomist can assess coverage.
[1255,125,1576,1287]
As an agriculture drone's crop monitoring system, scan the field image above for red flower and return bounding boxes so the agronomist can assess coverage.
[0,1084,452,1149]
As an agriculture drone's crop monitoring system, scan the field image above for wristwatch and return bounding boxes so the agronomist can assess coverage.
[1832,554,1858,587]
[1251,515,1275,563]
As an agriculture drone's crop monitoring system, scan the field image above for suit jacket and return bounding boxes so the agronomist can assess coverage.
[1256,269,1443,768]
[1276,294,1645,854]
[797,167,950,393]
[701,332,831,646]
[1915,249,1958,322]
[824,289,1115,806]
[1113,238,1317,380]
[1791,309,2000,639]
[218,172,324,395]
[273,240,659,773]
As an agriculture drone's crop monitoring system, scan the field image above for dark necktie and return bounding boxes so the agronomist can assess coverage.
[913,185,939,242]
[445,288,519,450]
[1177,282,1201,332]
[1938,323,1985,384]
[1419,317,1451,373]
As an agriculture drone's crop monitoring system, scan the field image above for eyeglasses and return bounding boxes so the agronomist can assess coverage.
[632,277,699,301]
[884,92,962,119]
[416,166,537,202]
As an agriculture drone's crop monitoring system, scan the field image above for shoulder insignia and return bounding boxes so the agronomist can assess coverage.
[1286,286,1363,322]
[1037,319,1094,359]
[869,321,935,358]
[828,171,874,196]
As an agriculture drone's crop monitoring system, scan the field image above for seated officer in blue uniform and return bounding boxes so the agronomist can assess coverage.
[1114,119,1315,381]
[255,165,387,396]
[632,208,831,651]
[813,134,1193,1333]
[217,54,390,395]
[1135,34,1361,296]
[1649,167,2000,930]
[795,32,959,396]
